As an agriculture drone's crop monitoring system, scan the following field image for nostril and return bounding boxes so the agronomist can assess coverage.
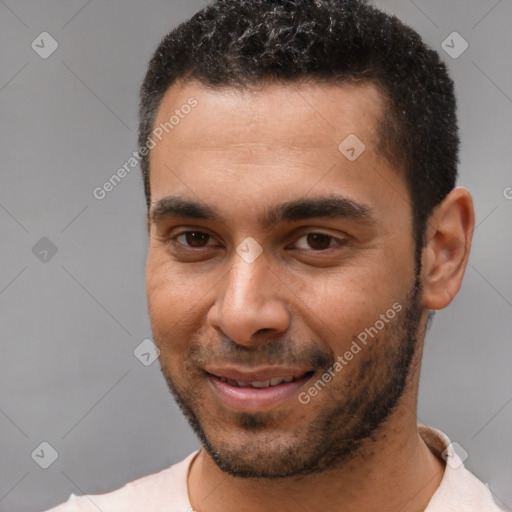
[256,328,272,335]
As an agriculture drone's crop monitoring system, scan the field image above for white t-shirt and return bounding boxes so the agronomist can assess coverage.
[44,425,504,511]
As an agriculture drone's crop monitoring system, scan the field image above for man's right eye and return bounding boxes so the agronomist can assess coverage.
[172,230,216,248]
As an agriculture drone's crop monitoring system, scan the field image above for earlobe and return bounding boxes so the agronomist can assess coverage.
[421,187,475,310]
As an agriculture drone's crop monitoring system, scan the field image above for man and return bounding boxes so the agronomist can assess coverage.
[46,0,503,510]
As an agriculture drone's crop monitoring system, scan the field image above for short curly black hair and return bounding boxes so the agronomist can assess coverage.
[139,0,458,250]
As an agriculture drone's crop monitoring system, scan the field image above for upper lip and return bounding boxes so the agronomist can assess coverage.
[204,365,313,382]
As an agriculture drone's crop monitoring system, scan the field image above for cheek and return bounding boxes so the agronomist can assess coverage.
[146,249,199,308]
[145,253,215,362]
[146,257,189,354]
[292,263,410,353]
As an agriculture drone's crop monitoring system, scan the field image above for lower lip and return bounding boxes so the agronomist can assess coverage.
[207,373,313,411]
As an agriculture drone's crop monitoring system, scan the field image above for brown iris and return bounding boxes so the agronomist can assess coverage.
[305,234,332,250]
[185,231,210,247]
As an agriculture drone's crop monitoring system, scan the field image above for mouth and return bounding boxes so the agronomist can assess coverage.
[215,374,304,388]
[204,367,315,411]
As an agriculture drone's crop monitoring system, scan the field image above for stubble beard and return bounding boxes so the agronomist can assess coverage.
[157,265,424,480]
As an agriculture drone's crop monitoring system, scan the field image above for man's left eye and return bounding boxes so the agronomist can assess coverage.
[293,233,346,251]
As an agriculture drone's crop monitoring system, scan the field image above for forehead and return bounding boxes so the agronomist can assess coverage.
[152,79,385,154]
[147,79,409,234]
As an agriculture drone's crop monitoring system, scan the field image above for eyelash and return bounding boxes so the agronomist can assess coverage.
[167,230,348,252]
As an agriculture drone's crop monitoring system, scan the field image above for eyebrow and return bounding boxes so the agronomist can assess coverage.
[150,195,376,228]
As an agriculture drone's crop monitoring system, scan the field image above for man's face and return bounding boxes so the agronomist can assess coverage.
[145,80,425,478]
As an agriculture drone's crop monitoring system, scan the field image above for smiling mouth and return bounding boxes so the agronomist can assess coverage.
[204,369,316,411]
[213,372,315,389]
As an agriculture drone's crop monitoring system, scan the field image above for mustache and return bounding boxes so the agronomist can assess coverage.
[187,337,335,370]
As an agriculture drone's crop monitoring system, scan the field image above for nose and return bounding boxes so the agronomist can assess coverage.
[207,249,291,347]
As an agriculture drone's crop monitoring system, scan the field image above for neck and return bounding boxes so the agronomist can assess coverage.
[187,392,445,512]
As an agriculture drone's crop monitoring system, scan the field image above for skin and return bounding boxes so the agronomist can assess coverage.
[145,79,474,512]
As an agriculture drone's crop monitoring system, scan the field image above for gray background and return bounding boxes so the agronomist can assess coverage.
[1,1,511,511]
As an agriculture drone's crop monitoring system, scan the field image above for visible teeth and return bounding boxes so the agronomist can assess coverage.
[219,376,297,388]
[251,380,271,388]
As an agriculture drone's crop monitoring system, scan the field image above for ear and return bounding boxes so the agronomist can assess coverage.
[421,187,475,310]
